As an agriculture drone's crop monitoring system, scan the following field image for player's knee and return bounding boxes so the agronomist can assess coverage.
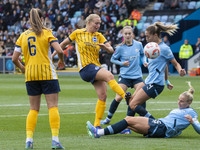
[124,116,132,124]
[107,72,114,81]
[129,102,137,111]
[98,93,107,101]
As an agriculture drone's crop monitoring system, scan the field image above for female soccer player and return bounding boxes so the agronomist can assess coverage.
[100,26,147,126]
[87,82,200,138]
[12,8,65,149]
[53,14,126,128]
[124,22,185,119]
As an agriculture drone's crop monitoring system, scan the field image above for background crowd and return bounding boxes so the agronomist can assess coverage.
[0,0,199,71]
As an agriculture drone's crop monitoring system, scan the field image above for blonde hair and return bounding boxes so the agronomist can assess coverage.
[181,81,195,102]
[85,14,100,25]
[117,26,133,46]
[146,22,178,36]
[29,8,50,36]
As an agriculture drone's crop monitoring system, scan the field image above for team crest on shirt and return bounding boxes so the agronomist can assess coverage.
[95,66,100,70]
[92,37,97,42]
[136,49,139,52]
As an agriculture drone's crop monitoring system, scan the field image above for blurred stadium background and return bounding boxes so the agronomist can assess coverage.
[0,0,200,75]
[1,1,200,149]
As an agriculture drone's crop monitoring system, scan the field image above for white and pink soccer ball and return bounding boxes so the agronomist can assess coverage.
[144,42,160,59]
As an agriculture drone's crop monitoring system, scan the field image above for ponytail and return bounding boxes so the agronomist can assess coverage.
[146,22,178,37]
[181,81,194,102]
[29,8,50,36]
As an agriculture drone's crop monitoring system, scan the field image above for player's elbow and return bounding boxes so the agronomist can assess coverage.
[12,56,18,64]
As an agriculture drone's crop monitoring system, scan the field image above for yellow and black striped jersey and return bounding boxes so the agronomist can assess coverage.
[69,28,107,70]
[15,29,58,82]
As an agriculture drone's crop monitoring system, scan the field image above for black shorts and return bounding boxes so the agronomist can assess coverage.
[26,80,61,96]
[79,64,101,84]
[118,76,144,88]
[146,118,167,138]
[142,83,164,99]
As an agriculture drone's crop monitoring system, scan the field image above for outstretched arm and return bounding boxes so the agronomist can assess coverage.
[165,65,173,90]
[185,115,200,134]
[170,58,186,76]
[98,42,114,54]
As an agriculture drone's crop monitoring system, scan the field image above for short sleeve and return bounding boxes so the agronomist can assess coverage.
[69,30,77,42]
[99,33,107,44]
[46,31,58,44]
[162,46,174,60]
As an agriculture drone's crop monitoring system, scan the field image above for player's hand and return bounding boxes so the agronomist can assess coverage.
[184,114,193,124]
[123,61,129,66]
[57,59,65,70]
[97,43,106,49]
[143,62,148,67]
[179,69,186,76]
[21,67,25,73]
[167,83,174,90]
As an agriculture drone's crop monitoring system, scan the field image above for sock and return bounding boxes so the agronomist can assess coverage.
[145,112,155,119]
[94,100,106,127]
[104,119,128,135]
[26,137,33,143]
[108,79,125,99]
[127,105,135,116]
[135,105,155,119]
[141,102,146,109]
[134,105,148,116]
[97,129,105,136]
[52,136,59,142]
[49,107,60,137]
[107,99,120,119]
[26,110,39,139]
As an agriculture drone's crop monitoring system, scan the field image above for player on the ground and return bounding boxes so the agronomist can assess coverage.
[87,82,200,138]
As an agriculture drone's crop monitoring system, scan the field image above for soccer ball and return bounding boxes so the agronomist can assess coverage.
[144,42,160,59]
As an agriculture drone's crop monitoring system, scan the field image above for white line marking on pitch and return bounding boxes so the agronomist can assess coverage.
[1,108,200,118]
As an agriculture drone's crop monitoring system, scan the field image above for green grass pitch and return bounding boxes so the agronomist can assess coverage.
[0,74,200,150]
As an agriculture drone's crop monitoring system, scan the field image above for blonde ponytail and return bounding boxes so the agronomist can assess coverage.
[181,81,194,102]
[146,22,178,36]
[29,8,50,36]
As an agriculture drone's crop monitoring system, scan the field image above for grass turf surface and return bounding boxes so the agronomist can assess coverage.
[0,74,200,150]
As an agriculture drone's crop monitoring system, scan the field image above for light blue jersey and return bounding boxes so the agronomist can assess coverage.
[111,40,146,79]
[159,107,198,137]
[145,42,174,86]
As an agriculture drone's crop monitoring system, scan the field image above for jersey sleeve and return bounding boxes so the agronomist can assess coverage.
[110,46,123,66]
[139,42,147,64]
[99,33,107,44]
[162,46,175,61]
[15,34,23,53]
[68,30,77,42]
[15,34,23,47]
[47,31,58,44]
[192,117,200,134]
